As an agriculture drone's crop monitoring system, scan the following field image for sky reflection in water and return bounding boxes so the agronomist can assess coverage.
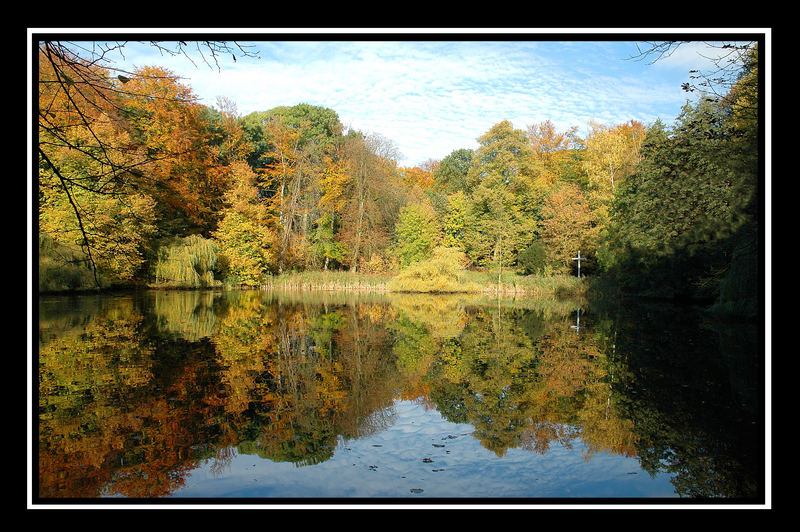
[170,399,677,499]
[38,289,762,502]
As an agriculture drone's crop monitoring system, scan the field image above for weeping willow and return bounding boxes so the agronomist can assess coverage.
[153,235,221,288]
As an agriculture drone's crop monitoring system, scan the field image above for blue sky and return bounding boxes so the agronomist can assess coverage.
[103,35,751,167]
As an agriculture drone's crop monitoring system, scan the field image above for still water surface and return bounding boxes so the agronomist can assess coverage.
[37,289,763,501]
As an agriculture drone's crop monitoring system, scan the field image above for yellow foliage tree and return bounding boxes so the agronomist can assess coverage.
[214,161,278,285]
[527,119,582,186]
[38,50,158,288]
[581,120,645,213]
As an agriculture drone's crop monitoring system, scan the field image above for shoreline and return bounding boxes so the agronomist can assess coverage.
[38,270,587,298]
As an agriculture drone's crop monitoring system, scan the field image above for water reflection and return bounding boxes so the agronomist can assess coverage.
[37,289,762,500]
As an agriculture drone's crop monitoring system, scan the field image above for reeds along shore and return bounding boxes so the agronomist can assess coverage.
[256,270,585,298]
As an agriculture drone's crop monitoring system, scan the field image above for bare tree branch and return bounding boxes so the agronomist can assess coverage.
[629,40,756,101]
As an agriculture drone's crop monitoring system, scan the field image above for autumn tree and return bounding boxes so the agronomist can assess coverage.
[338,131,405,271]
[440,190,470,252]
[399,159,438,199]
[37,40,256,287]
[539,183,601,275]
[122,66,238,237]
[581,120,645,215]
[393,198,440,268]
[263,104,343,270]
[310,154,350,270]
[522,119,586,246]
[465,121,537,271]
[526,120,583,186]
[241,105,345,272]
[257,115,305,272]
[38,47,158,288]
[213,161,278,285]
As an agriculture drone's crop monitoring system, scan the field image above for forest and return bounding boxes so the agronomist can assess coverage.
[37,41,761,316]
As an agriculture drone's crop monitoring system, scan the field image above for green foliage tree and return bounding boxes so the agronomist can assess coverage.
[393,199,440,268]
[598,42,760,312]
[258,104,342,151]
[463,121,538,271]
[240,104,341,170]
[711,45,759,315]
[433,148,474,194]
[517,241,548,275]
[605,94,757,301]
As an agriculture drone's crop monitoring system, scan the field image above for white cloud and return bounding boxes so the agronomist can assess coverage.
[111,40,695,166]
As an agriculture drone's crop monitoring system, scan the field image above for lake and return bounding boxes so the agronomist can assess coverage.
[36,288,764,504]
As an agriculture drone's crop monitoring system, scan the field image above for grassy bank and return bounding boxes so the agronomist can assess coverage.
[461,270,586,298]
[260,270,393,292]
[47,267,585,300]
[257,268,585,298]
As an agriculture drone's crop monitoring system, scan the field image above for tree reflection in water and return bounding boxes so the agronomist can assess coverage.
[37,289,762,500]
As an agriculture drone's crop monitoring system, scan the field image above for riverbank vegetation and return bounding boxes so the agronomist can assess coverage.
[37,41,760,315]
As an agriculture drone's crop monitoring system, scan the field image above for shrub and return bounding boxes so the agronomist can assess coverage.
[359,252,398,275]
[38,235,98,291]
[517,241,548,275]
[388,246,479,293]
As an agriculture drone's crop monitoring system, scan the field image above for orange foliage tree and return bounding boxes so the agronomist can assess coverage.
[122,66,235,236]
[539,183,602,274]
